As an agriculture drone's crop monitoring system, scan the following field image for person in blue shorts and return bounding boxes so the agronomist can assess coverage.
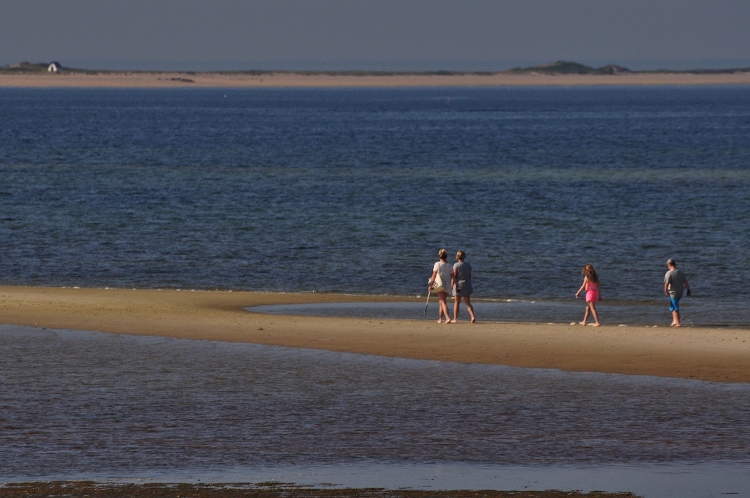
[664,259,691,327]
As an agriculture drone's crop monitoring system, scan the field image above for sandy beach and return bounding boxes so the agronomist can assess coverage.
[2,71,750,88]
[1,286,748,383]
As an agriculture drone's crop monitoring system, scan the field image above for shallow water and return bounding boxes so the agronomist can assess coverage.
[1,325,748,496]
[24,463,750,498]
[251,298,749,327]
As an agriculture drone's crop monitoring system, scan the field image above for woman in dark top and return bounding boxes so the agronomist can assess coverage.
[451,250,476,323]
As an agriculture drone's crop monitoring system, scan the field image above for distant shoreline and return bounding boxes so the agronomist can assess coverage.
[2,70,750,88]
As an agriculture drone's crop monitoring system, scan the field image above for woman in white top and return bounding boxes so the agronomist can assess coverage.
[429,248,453,324]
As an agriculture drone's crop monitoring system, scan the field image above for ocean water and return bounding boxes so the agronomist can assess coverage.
[2,87,750,497]
[1,86,750,325]
[1,325,749,497]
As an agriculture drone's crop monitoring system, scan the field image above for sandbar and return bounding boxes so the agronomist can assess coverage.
[1,286,748,383]
[2,71,750,88]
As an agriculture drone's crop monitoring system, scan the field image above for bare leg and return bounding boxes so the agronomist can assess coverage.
[579,305,590,325]
[464,295,476,323]
[438,292,451,324]
[589,302,601,326]
[672,310,681,327]
[452,295,460,323]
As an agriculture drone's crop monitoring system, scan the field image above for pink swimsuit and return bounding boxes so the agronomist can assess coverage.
[585,281,599,302]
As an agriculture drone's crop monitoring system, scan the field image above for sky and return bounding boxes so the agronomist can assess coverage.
[2,0,749,71]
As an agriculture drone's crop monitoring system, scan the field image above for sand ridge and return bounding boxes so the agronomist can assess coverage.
[2,71,750,88]
[1,286,748,383]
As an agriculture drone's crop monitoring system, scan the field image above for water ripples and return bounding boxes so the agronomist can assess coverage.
[1,326,748,479]
[1,87,749,323]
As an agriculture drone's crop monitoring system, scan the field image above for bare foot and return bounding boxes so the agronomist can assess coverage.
[470,317,476,323]
[673,323,681,327]
[578,321,587,325]
[593,323,601,327]
[449,319,457,323]
[436,319,443,324]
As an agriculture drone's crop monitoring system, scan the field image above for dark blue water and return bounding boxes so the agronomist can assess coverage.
[1,87,749,323]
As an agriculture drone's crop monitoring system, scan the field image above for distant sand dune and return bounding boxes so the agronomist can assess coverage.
[2,70,750,87]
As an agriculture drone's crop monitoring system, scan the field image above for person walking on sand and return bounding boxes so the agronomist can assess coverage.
[429,249,453,324]
[451,250,476,323]
[664,258,691,327]
[575,264,601,326]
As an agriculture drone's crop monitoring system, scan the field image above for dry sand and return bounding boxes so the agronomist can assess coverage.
[2,71,750,88]
[1,286,748,383]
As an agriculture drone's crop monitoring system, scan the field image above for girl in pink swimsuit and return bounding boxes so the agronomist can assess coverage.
[575,264,602,326]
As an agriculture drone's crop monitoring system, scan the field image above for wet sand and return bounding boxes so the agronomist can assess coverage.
[0,482,639,498]
[1,71,750,88]
[1,286,748,383]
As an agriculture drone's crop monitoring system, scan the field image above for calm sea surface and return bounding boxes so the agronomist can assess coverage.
[1,325,749,496]
[1,86,750,325]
